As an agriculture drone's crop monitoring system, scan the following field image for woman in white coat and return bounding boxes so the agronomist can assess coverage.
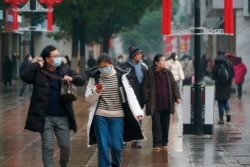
[85,53,144,167]
[165,52,185,89]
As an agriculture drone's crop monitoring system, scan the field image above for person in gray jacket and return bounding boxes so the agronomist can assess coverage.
[143,54,181,151]
[21,45,85,167]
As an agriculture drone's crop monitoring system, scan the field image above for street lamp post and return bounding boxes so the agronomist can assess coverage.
[194,0,203,135]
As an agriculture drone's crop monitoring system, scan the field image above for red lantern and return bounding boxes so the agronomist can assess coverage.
[4,0,28,30]
[38,0,63,31]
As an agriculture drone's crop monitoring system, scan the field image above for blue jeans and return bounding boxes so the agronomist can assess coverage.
[217,100,230,117]
[41,116,70,167]
[94,115,124,167]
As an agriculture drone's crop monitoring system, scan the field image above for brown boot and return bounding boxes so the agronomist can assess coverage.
[218,116,224,124]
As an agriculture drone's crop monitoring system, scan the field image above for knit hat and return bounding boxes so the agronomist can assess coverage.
[217,50,225,55]
[128,46,142,58]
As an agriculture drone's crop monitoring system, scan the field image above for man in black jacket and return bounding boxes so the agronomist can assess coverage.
[120,46,147,148]
[21,45,85,167]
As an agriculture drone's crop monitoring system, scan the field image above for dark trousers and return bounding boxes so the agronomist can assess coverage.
[183,77,192,86]
[151,110,170,147]
[236,83,242,97]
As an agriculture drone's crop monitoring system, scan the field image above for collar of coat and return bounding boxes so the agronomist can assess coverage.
[31,56,67,64]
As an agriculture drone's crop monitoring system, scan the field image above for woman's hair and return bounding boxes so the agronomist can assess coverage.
[97,52,112,65]
[153,54,164,66]
[170,52,176,60]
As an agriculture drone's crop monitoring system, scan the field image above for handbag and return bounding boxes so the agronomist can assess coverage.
[61,81,77,101]
[41,69,77,102]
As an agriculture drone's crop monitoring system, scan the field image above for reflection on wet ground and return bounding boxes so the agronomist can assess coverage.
[0,83,250,166]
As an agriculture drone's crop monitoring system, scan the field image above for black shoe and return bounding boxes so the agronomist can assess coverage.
[226,115,231,122]
[218,117,224,124]
[131,141,142,149]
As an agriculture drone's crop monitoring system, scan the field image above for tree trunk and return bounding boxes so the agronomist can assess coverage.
[71,20,79,71]
[79,22,86,75]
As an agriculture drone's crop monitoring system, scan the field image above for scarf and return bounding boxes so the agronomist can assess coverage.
[128,59,144,84]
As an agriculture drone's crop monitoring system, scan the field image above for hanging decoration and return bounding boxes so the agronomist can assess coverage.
[224,0,234,35]
[38,0,62,31]
[4,0,28,30]
[162,0,172,35]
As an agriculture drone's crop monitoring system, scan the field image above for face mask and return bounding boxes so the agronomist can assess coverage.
[28,56,32,62]
[118,59,123,63]
[52,57,62,67]
[99,66,111,75]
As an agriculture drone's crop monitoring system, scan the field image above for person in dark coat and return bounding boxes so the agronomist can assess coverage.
[120,46,147,148]
[3,56,13,88]
[212,50,234,125]
[87,55,97,69]
[21,45,85,167]
[19,54,33,100]
[143,54,181,151]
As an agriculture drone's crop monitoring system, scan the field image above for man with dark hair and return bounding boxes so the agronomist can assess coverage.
[212,50,234,124]
[21,45,86,167]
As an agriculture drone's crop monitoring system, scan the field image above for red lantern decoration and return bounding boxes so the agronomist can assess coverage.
[162,0,172,35]
[4,0,28,30]
[224,0,234,35]
[38,0,63,31]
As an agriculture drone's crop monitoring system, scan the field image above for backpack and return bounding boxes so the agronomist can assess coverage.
[217,59,233,84]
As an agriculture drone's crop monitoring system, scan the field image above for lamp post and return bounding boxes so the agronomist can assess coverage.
[194,0,203,135]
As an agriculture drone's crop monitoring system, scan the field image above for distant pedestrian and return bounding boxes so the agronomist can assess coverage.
[180,55,194,85]
[87,55,97,69]
[114,55,124,66]
[3,56,13,89]
[21,45,86,167]
[201,54,210,77]
[120,46,147,149]
[165,52,185,89]
[19,54,33,100]
[85,52,144,167]
[233,57,247,98]
[212,50,234,125]
[143,54,181,151]
[64,55,71,67]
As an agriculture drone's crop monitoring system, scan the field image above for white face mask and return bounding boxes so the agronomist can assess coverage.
[28,56,32,61]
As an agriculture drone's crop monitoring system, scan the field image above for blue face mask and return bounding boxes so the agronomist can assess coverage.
[99,66,111,75]
[52,57,62,67]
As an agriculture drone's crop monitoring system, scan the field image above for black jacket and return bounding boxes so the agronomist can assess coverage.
[212,55,234,100]
[21,57,85,133]
[120,62,147,108]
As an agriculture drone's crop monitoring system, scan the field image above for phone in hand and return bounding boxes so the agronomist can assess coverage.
[95,83,103,89]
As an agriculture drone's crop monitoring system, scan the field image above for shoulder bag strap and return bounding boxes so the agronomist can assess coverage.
[41,69,63,81]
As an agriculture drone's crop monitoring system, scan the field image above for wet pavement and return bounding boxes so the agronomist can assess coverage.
[0,81,250,167]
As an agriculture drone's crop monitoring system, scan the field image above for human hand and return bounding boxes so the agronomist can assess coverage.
[176,99,182,104]
[137,115,143,121]
[38,61,44,68]
[63,75,73,83]
[95,83,104,94]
